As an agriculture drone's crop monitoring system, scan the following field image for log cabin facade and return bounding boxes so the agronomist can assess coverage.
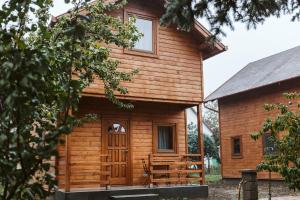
[205,46,300,180]
[56,0,226,193]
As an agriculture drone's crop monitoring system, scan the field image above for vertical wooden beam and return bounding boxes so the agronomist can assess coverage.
[184,109,188,154]
[197,104,205,184]
[64,134,71,192]
[198,52,205,184]
[218,101,223,179]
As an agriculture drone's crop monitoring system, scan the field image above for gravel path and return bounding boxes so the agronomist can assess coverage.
[260,196,300,200]
[197,181,300,200]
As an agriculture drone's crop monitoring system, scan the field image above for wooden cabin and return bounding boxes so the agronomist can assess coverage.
[55,0,225,195]
[205,45,300,180]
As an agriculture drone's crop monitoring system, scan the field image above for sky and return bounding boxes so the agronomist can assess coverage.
[50,1,300,97]
[203,16,300,97]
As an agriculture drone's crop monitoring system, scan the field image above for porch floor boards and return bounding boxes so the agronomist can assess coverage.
[59,184,201,192]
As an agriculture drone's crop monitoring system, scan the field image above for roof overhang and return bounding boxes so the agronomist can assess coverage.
[154,0,227,60]
[193,21,227,60]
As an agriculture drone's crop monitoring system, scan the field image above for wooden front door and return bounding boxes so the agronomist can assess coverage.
[102,120,129,185]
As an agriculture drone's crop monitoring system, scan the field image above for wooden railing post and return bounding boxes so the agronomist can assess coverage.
[149,154,153,188]
[64,134,71,192]
[197,105,205,184]
[107,154,111,190]
[99,154,111,190]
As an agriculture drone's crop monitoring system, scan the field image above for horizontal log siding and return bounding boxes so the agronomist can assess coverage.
[219,78,300,180]
[83,0,203,104]
[57,97,187,189]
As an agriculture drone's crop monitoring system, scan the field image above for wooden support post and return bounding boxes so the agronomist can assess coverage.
[64,134,71,192]
[197,104,205,184]
[184,109,188,154]
[149,154,153,188]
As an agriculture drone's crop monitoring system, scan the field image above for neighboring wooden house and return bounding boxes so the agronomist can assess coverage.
[56,0,225,196]
[205,45,300,180]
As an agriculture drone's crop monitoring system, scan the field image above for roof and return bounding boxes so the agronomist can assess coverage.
[193,21,227,60]
[205,45,300,101]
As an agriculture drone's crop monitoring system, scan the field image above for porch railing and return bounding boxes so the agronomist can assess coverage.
[148,154,203,187]
[99,154,111,189]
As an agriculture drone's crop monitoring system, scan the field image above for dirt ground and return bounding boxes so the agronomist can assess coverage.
[200,181,300,200]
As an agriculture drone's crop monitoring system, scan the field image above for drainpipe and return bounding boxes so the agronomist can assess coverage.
[203,101,219,113]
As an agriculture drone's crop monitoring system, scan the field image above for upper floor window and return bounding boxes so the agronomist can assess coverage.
[133,17,153,52]
[125,10,158,57]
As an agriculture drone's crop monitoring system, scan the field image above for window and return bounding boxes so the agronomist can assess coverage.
[108,123,126,133]
[125,10,157,57]
[133,17,153,52]
[263,133,276,155]
[231,136,242,158]
[154,124,176,153]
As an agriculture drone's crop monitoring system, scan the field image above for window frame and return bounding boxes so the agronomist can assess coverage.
[231,135,243,159]
[124,9,158,58]
[153,123,177,154]
[262,132,276,155]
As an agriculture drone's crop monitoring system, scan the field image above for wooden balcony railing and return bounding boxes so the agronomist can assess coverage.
[148,154,203,187]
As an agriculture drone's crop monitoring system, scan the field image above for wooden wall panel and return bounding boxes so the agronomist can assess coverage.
[57,97,188,189]
[83,0,203,104]
[219,78,300,180]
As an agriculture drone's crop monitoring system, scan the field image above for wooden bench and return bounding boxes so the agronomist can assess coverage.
[148,154,203,187]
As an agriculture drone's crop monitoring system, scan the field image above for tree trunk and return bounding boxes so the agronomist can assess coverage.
[207,156,211,174]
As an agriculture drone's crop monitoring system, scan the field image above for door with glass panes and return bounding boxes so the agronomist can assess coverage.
[102,120,129,185]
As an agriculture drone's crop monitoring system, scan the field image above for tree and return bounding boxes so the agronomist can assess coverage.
[188,122,198,154]
[188,122,220,172]
[0,0,140,199]
[252,93,300,190]
[203,101,220,146]
[160,0,300,36]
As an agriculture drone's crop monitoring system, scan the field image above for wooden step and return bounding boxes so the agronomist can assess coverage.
[110,193,159,200]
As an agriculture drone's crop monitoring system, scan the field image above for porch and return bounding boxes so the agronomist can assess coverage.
[55,185,209,200]
[56,153,206,199]
[56,98,206,199]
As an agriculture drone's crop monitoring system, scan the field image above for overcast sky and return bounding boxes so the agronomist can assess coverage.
[203,16,300,97]
[50,1,300,97]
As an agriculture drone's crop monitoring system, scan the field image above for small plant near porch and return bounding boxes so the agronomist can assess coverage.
[252,92,300,190]
[0,0,141,199]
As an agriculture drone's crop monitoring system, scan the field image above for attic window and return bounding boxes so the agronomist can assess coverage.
[125,11,158,57]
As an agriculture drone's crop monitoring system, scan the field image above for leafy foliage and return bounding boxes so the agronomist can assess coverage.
[203,101,220,146]
[0,0,140,199]
[160,0,300,36]
[252,92,300,190]
[188,122,219,163]
[187,122,198,154]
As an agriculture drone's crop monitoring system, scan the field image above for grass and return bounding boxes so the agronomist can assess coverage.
[205,174,222,184]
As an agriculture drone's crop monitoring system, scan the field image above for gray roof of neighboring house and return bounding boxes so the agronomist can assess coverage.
[205,45,300,101]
